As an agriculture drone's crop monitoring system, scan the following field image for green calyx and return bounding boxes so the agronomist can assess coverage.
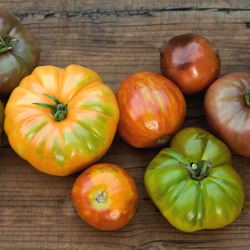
[33,94,68,121]
[186,160,213,181]
[95,191,107,204]
[243,89,250,107]
[0,35,17,54]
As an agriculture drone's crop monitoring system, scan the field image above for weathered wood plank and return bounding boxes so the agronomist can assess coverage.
[1,0,250,249]
[2,0,250,13]
[0,145,250,250]
[1,0,250,90]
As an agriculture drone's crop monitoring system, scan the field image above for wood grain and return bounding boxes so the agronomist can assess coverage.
[1,0,250,249]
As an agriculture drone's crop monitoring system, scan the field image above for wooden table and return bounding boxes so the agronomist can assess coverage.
[1,1,250,249]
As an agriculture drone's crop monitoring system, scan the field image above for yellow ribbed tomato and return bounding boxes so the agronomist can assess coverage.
[4,64,119,176]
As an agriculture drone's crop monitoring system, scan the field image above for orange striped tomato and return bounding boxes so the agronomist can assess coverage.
[72,163,138,231]
[117,72,186,148]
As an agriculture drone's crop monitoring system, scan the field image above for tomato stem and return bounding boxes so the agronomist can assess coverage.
[33,94,68,121]
[0,35,17,54]
[95,191,107,204]
[187,160,212,181]
[243,89,250,107]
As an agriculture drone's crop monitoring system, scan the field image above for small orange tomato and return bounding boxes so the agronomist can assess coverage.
[117,72,186,148]
[72,163,138,231]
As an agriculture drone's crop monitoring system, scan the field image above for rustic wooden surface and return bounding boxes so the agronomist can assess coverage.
[1,0,250,249]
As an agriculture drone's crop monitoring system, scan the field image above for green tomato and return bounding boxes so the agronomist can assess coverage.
[0,11,40,95]
[144,127,244,232]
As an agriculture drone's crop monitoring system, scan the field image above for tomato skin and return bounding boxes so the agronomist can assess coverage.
[72,163,138,231]
[144,127,244,232]
[117,72,186,148]
[160,34,220,95]
[4,65,119,176]
[0,100,3,137]
[0,11,40,95]
[205,72,250,157]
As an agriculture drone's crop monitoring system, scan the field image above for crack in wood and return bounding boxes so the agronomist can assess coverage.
[14,7,250,21]
[245,22,250,28]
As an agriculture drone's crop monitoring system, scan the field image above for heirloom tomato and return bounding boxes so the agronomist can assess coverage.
[4,65,119,176]
[72,163,138,231]
[117,72,186,148]
[160,34,220,94]
[145,127,244,232]
[0,100,3,136]
[205,72,250,157]
[0,11,40,95]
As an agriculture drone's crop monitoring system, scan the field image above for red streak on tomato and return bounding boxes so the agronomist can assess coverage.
[118,72,186,148]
